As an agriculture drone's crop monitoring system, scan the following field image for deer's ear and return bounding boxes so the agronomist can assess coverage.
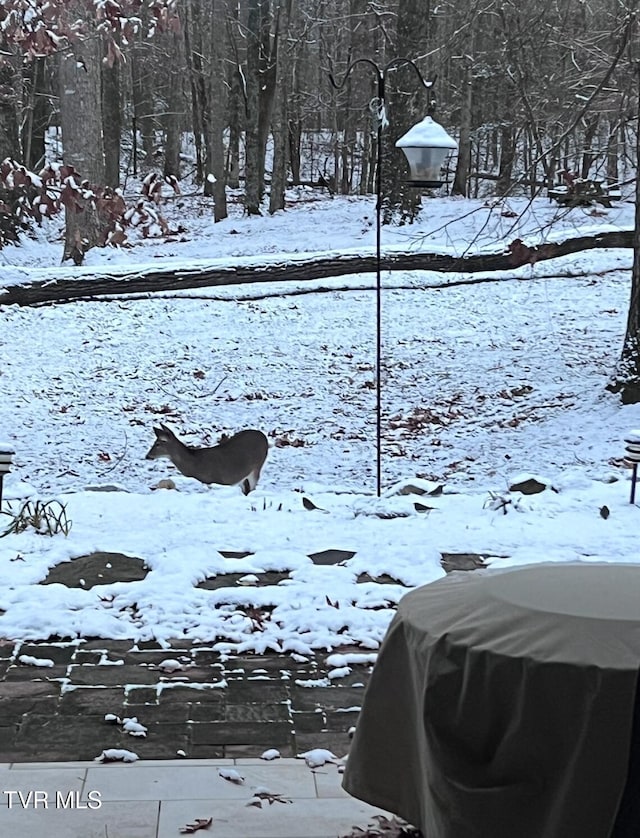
[159,423,171,434]
[153,426,164,437]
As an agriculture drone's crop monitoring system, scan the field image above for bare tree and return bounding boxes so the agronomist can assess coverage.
[451,54,473,197]
[102,58,121,187]
[225,0,243,189]
[608,63,640,403]
[59,33,104,181]
[184,0,205,183]
[163,29,186,179]
[59,8,106,263]
[21,57,51,170]
[245,0,264,214]
[269,0,293,214]
[205,0,229,222]
[131,35,156,166]
[0,42,20,160]
[245,0,277,214]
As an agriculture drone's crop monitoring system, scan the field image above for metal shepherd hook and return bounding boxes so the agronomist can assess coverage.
[328,58,436,497]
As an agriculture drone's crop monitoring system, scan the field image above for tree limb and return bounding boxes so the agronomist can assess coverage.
[0,228,633,307]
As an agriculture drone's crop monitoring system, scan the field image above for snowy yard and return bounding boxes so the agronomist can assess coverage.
[1,192,639,650]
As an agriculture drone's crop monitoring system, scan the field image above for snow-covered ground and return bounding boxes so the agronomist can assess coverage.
[0,190,639,650]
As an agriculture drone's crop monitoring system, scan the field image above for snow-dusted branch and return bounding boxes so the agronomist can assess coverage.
[0,228,633,307]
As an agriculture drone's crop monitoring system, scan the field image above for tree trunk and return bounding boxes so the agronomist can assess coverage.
[288,117,301,184]
[496,123,516,195]
[452,57,473,197]
[2,229,634,308]
[608,71,640,404]
[225,0,242,189]
[226,64,242,189]
[286,10,303,187]
[184,0,204,183]
[244,0,263,214]
[60,38,104,181]
[0,50,20,161]
[163,31,185,179]
[579,114,599,179]
[606,111,621,184]
[102,59,121,187]
[61,196,106,266]
[22,57,49,170]
[269,0,293,214]
[339,55,353,195]
[257,1,276,197]
[205,0,228,222]
[359,129,371,195]
[59,22,105,264]
[131,41,155,163]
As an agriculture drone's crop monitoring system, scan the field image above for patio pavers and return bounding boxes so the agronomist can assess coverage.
[0,549,495,764]
[0,638,367,763]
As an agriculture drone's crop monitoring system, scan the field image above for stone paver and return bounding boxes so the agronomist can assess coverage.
[40,551,149,588]
[0,639,368,763]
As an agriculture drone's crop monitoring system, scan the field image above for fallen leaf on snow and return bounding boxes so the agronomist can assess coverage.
[340,814,421,836]
[247,789,292,807]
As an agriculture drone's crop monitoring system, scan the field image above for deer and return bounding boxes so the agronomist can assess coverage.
[145,423,268,495]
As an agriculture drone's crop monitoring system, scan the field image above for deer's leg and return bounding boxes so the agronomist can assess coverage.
[243,465,263,495]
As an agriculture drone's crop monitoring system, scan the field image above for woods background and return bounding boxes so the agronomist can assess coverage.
[0,0,638,225]
[2,1,640,398]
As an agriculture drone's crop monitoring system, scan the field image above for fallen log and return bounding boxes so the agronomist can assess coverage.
[0,229,633,307]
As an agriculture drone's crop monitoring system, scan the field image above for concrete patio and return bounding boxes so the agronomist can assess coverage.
[0,757,393,838]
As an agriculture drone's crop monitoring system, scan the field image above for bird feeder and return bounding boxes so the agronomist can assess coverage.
[395,116,458,188]
[0,444,14,511]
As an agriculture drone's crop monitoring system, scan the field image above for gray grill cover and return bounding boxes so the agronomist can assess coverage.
[343,563,640,838]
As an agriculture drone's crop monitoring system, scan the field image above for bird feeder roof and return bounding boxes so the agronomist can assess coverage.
[395,116,457,149]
